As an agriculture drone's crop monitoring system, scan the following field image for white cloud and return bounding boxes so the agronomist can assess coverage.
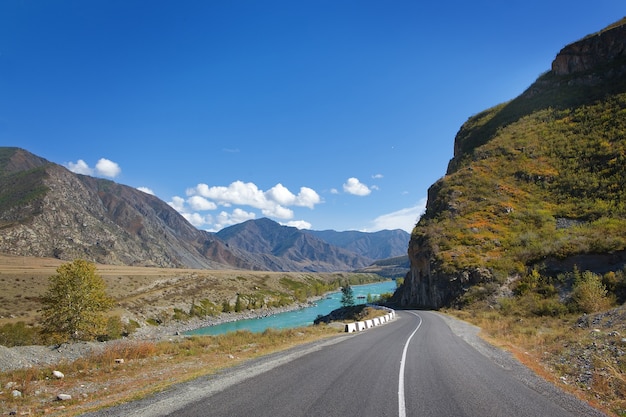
[284,220,312,230]
[372,173,384,179]
[330,188,339,194]
[294,187,321,208]
[183,212,214,228]
[187,195,218,211]
[173,180,322,231]
[368,198,427,233]
[65,157,121,178]
[95,158,121,178]
[265,183,296,206]
[262,205,293,219]
[168,196,187,212]
[189,181,266,208]
[66,159,93,175]
[137,187,154,195]
[208,209,256,232]
[343,177,371,196]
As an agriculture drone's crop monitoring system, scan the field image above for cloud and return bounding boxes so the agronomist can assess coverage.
[186,180,321,219]
[66,159,93,175]
[168,196,187,212]
[372,173,384,179]
[330,188,339,194]
[183,212,214,228]
[172,180,322,231]
[65,157,121,178]
[137,187,155,195]
[208,209,256,232]
[95,158,121,178]
[368,198,427,233]
[187,195,218,211]
[343,177,371,196]
[284,220,312,230]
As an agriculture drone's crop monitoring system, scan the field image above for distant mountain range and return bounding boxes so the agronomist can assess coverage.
[0,147,409,273]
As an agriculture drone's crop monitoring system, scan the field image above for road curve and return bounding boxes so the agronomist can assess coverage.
[84,311,606,417]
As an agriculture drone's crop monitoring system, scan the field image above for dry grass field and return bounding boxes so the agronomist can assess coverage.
[0,254,377,327]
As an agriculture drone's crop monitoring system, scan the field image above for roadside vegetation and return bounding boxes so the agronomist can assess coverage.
[0,325,342,416]
[447,265,626,416]
[0,255,384,347]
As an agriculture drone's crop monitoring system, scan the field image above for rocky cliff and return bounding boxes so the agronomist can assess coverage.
[396,18,626,308]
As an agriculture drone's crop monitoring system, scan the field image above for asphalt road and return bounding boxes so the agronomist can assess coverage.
[85,311,607,417]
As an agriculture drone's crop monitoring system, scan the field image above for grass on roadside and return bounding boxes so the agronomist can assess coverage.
[0,324,342,416]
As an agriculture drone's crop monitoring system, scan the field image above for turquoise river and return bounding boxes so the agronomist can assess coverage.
[186,280,397,336]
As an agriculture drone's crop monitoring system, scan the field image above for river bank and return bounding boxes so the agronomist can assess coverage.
[131,299,322,340]
[0,299,322,373]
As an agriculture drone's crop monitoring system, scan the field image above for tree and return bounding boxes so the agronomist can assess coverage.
[341,283,355,307]
[41,259,114,342]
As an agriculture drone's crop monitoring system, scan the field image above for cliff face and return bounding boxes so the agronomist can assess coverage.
[396,18,626,309]
[552,19,626,76]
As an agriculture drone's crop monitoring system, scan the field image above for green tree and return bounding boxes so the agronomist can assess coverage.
[41,259,114,342]
[341,283,355,307]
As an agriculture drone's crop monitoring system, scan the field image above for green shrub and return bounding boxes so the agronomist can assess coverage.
[0,322,43,346]
[571,271,613,313]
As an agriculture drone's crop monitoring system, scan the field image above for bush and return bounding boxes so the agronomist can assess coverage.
[0,322,43,346]
[571,271,613,313]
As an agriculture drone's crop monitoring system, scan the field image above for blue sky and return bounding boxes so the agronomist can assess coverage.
[1,1,624,233]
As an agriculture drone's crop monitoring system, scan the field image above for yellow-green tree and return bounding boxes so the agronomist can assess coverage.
[41,260,114,342]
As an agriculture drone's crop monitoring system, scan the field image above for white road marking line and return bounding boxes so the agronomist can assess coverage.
[399,311,422,417]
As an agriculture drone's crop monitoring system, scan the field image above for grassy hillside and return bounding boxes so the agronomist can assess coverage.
[419,68,626,282]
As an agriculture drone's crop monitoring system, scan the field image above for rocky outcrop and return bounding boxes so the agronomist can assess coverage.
[395,233,493,309]
[552,18,626,76]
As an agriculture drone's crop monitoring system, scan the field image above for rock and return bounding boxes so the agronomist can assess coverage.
[115,358,124,364]
[52,370,64,379]
[57,393,72,401]
[11,389,22,397]
[552,22,626,76]
[5,381,17,389]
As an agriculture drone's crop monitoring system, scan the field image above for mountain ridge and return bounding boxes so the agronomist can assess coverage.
[0,147,406,273]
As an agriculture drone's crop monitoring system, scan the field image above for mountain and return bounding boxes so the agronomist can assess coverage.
[395,18,626,308]
[0,147,255,269]
[305,229,409,260]
[0,148,398,273]
[216,218,374,272]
